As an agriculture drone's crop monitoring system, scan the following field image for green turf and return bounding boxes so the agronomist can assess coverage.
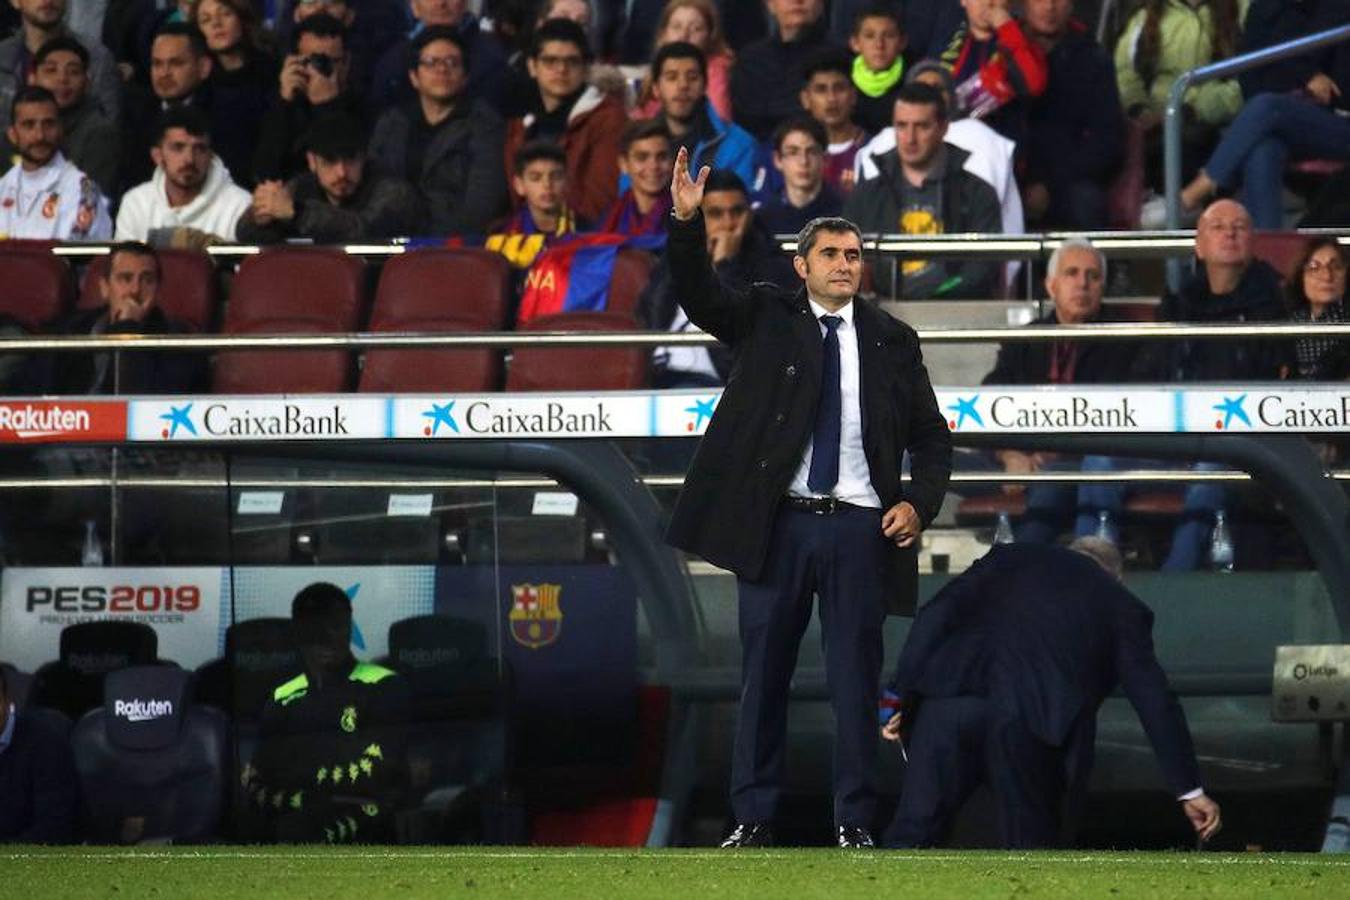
[5,847,1349,900]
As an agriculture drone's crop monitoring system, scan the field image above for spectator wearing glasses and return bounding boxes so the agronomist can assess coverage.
[254,14,366,184]
[370,0,509,115]
[755,115,841,237]
[1288,238,1350,381]
[501,18,625,224]
[369,25,507,235]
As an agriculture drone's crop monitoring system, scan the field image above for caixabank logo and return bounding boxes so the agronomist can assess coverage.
[1251,392,1350,430]
[942,392,1142,431]
[137,398,387,441]
[417,398,615,436]
[0,400,126,443]
[684,396,717,433]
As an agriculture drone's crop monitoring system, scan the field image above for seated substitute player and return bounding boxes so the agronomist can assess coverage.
[241,582,410,844]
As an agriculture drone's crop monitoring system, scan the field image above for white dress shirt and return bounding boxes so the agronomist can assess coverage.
[788,298,882,508]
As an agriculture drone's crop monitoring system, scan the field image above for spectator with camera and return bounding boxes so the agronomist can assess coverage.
[254,13,366,184]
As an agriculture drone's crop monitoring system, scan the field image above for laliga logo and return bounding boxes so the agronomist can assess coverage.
[422,401,459,436]
[685,397,716,432]
[114,698,174,723]
[1212,394,1251,430]
[160,402,197,438]
[946,395,984,430]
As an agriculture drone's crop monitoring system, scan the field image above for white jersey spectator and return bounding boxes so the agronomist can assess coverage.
[115,105,251,243]
[0,150,110,240]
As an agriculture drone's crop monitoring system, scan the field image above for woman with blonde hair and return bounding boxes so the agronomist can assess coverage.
[634,0,733,120]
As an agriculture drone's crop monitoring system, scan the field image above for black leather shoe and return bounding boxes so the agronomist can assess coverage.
[837,826,875,848]
[720,823,774,848]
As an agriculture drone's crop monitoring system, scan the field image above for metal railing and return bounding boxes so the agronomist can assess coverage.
[4,320,1348,353]
[1163,22,1350,281]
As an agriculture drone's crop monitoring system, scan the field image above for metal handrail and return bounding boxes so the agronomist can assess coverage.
[1163,23,1350,244]
[28,229,1350,262]
[6,320,1349,352]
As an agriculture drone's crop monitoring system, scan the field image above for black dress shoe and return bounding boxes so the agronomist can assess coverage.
[837,826,875,848]
[720,823,774,848]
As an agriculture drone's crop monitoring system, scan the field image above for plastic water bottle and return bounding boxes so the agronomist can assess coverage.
[993,511,1015,545]
[1208,510,1234,573]
[1094,510,1117,545]
[81,519,104,567]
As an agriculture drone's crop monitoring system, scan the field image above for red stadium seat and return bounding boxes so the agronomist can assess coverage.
[604,248,657,317]
[0,247,74,329]
[213,248,366,393]
[78,249,219,331]
[359,248,511,393]
[1250,231,1310,282]
[506,311,649,391]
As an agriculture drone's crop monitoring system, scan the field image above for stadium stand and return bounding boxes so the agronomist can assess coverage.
[506,311,650,391]
[79,248,220,332]
[0,247,74,330]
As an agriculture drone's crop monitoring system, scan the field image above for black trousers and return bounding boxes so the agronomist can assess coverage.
[730,505,888,829]
[884,696,1096,849]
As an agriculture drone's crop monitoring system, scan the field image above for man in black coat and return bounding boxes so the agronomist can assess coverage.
[668,146,952,848]
[880,539,1223,848]
[0,663,80,843]
[40,241,205,396]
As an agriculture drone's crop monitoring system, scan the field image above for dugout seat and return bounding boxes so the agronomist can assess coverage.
[213,248,366,393]
[78,249,219,331]
[27,621,161,721]
[359,247,510,393]
[194,617,301,723]
[506,311,649,391]
[387,614,509,839]
[72,666,228,843]
[0,247,74,329]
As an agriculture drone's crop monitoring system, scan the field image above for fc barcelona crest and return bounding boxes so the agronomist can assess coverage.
[509,583,563,649]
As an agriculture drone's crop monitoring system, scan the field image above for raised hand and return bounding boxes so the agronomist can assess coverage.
[671,145,710,221]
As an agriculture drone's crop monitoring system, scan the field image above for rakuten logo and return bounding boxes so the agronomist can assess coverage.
[0,402,126,443]
[113,698,174,723]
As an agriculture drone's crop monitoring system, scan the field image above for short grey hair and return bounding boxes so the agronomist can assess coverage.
[796,217,863,258]
[1068,536,1124,582]
[1047,238,1107,283]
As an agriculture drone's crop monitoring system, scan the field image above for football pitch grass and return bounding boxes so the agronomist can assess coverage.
[6,847,1350,899]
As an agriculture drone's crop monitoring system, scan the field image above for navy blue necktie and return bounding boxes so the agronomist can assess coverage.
[807,315,843,494]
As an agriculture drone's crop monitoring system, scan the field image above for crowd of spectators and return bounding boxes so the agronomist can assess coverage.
[0,0,1339,248]
[0,0,1344,391]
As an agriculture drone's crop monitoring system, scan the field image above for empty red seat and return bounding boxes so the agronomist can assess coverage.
[213,248,366,393]
[359,248,511,393]
[1251,232,1311,282]
[604,248,657,317]
[0,247,74,329]
[79,249,219,331]
[506,311,649,391]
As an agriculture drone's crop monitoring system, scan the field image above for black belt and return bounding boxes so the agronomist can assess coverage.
[782,495,870,516]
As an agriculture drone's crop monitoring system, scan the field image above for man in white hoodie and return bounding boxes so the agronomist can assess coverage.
[115,105,252,244]
[0,85,110,240]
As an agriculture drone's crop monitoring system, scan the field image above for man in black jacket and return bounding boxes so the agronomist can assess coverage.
[844,82,1002,298]
[880,540,1222,848]
[367,25,507,236]
[1021,0,1123,229]
[0,663,80,843]
[668,146,952,849]
[731,0,841,142]
[982,238,1136,543]
[42,241,205,395]
[237,113,425,244]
